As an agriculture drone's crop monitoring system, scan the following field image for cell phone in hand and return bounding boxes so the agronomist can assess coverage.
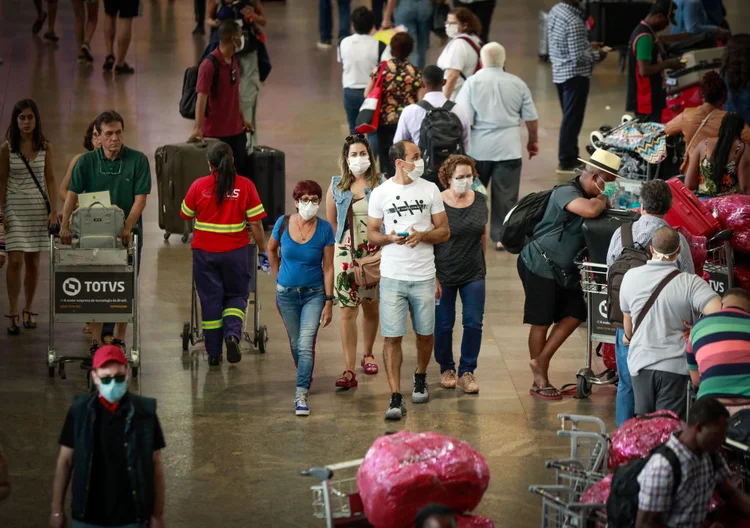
[602,46,613,53]
[396,232,410,237]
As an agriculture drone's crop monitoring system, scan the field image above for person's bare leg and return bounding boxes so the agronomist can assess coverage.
[22,252,41,324]
[73,0,85,49]
[340,306,358,372]
[6,252,24,317]
[47,0,58,34]
[85,1,99,44]
[89,323,104,346]
[383,336,403,393]
[528,324,550,388]
[361,301,379,359]
[415,334,433,374]
[531,317,581,388]
[104,15,116,57]
[114,18,133,67]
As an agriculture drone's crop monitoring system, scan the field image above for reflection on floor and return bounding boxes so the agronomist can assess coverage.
[0,0,748,526]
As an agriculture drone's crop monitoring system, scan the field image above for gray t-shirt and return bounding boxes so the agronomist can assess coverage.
[520,182,587,279]
[620,260,719,377]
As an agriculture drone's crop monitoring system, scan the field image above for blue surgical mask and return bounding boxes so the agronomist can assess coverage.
[99,379,128,403]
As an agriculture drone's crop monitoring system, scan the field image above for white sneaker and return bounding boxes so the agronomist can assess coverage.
[295,395,310,416]
[412,373,429,404]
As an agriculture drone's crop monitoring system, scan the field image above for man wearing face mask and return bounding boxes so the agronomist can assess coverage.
[367,140,451,420]
[189,20,254,180]
[50,345,167,528]
[620,226,721,419]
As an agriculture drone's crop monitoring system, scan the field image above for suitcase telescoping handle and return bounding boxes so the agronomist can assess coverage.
[169,180,174,200]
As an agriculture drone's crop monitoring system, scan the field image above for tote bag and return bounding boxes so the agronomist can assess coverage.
[355,61,387,134]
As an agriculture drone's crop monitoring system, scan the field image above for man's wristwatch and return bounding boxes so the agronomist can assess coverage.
[325,295,334,302]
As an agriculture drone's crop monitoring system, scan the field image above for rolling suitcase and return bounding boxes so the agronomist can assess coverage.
[583,209,641,266]
[154,139,219,243]
[664,178,720,237]
[250,146,285,229]
[538,10,549,61]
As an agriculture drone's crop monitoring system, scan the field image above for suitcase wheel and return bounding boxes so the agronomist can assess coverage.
[164,232,171,241]
[181,233,190,243]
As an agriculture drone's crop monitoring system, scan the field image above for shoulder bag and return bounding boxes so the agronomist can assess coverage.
[355,61,387,134]
[631,269,681,338]
[347,204,380,288]
[17,151,52,215]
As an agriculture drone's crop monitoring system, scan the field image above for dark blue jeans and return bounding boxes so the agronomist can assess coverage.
[555,75,590,168]
[319,0,351,42]
[343,87,379,153]
[434,280,485,375]
[395,0,432,69]
[615,328,635,427]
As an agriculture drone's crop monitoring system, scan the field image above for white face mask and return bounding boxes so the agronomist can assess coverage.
[348,157,371,175]
[445,23,459,39]
[298,202,319,221]
[404,159,425,181]
[652,247,679,261]
[234,35,245,53]
[452,177,471,195]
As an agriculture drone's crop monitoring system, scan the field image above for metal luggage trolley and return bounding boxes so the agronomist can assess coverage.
[48,233,141,379]
[528,469,607,528]
[555,414,609,475]
[723,438,750,493]
[704,229,736,294]
[180,244,268,354]
[301,459,368,528]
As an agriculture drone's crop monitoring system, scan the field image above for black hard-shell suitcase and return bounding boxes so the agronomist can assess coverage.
[154,139,219,242]
[250,146,285,229]
[582,209,641,266]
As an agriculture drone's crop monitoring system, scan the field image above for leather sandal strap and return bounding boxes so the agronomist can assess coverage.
[23,310,39,316]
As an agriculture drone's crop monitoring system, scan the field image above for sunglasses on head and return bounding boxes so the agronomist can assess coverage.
[99,374,126,384]
[345,133,367,143]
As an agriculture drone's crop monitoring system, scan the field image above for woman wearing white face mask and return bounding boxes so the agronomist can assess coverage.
[433,155,488,394]
[437,8,483,101]
[268,180,335,416]
[325,135,384,389]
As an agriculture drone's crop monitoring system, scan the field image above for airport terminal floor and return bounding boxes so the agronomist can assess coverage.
[1,0,749,526]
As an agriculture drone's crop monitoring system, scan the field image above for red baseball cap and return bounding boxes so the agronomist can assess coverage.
[92,345,128,369]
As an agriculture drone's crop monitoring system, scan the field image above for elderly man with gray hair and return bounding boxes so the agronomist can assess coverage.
[456,42,539,250]
[620,226,722,419]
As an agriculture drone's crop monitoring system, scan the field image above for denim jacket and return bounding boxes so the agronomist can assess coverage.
[70,392,157,523]
[330,175,383,243]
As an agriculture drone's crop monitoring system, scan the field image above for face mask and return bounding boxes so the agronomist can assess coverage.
[445,23,459,39]
[298,202,319,221]
[348,157,371,175]
[404,159,425,181]
[99,378,127,403]
[452,178,471,195]
[593,177,605,194]
[652,248,679,261]
[234,36,245,53]
[604,181,616,198]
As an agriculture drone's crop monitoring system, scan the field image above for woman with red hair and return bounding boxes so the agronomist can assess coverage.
[268,180,335,416]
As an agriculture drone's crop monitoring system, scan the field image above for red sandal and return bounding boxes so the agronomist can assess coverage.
[335,370,358,389]
[361,354,379,375]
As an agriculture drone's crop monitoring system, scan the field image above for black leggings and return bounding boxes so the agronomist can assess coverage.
[377,124,397,178]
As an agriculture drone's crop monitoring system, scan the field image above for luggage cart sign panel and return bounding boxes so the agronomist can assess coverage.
[55,271,134,315]
[589,291,616,341]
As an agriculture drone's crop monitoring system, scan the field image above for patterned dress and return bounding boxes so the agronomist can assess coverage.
[334,197,379,307]
[372,58,422,126]
[4,147,49,252]
[698,140,745,197]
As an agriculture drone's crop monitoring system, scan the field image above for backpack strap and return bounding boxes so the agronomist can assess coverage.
[456,36,483,79]
[633,269,680,336]
[653,444,683,500]
[622,222,635,249]
[278,214,290,246]
[441,100,456,111]
[205,54,221,94]
[417,100,435,112]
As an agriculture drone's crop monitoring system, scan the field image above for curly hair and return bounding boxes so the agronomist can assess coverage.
[700,71,727,106]
[450,7,482,37]
[722,34,750,94]
[438,154,478,189]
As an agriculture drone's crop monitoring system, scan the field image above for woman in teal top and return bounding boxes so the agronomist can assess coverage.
[268,180,335,417]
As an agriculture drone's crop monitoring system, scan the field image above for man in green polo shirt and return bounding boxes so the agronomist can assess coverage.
[60,110,150,353]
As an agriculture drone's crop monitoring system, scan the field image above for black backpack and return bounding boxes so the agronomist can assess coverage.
[728,409,750,444]
[607,222,651,325]
[179,54,220,120]
[417,100,465,175]
[607,444,682,528]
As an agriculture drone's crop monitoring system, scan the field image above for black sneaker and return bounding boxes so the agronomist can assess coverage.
[385,393,406,421]
[225,336,242,364]
[110,338,126,351]
[80,43,94,62]
[115,63,135,74]
[412,372,429,403]
[43,31,59,43]
[103,54,115,71]
[208,355,221,367]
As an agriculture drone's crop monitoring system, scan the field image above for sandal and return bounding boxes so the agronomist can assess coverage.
[335,370,358,389]
[22,310,38,329]
[103,54,115,72]
[361,354,379,375]
[5,315,20,335]
[529,385,562,401]
[32,12,47,35]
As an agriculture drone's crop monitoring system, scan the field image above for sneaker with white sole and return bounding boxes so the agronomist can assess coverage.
[412,372,429,403]
[457,372,480,394]
[440,369,457,389]
[385,393,406,421]
[295,395,310,416]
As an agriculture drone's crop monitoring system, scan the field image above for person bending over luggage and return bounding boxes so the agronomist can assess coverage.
[58,119,101,204]
[620,226,721,420]
[518,148,619,401]
[61,110,151,357]
[180,141,267,366]
[685,111,750,196]
[633,397,750,528]
[268,180,335,417]
[607,179,695,427]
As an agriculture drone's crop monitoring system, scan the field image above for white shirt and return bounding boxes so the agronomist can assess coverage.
[368,177,445,281]
[436,33,483,101]
[392,91,471,152]
[337,33,380,89]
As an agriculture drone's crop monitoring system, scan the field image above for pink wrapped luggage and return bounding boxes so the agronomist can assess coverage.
[608,410,682,471]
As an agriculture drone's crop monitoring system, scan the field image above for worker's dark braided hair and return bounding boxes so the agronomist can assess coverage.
[710,111,745,187]
[207,142,236,206]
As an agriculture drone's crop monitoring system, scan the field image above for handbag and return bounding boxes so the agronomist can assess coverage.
[347,204,381,288]
[355,61,387,134]
[535,241,579,290]
[18,152,52,215]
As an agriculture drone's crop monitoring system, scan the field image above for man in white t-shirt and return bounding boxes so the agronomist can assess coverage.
[368,140,450,420]
[437,9,483,100]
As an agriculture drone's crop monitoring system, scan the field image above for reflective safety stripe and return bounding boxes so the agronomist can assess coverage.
[181,201,195,217]
[222,307,245,320]
[202,319,223,330]
[194,220,247,233]
[246,204,265,218]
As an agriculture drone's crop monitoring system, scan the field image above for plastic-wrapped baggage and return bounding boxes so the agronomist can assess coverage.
[663,178,720,237]
[608,410,682,471]
[457,514,494,527]
[582,474,612,505]
[704,195,750,253]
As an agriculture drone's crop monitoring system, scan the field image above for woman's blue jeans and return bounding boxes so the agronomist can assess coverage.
[342,87,379,153]
[615,328,635,427]
[276,285,325,395]
[319,0,351,42]
[395,0,432,69]
[434,280,486,376]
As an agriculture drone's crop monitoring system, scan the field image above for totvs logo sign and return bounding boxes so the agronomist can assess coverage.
[61,278,125,297]
[56,272,133,314]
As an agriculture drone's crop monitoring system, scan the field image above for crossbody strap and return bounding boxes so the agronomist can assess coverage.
[17,152,51,215]
[686,109,718,154]
[621,222,635,249]
[633,269,680,336]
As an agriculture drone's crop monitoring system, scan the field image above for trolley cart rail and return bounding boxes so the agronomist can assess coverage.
[181,243,268,354]
[529,476,607,528]
[301,459,367,528]
[723,438,750,493]
[704,229,735,295]
[555,414,609,475]
[48,233,140,380]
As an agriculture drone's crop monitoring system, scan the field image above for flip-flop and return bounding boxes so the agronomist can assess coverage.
[529,385,563,401]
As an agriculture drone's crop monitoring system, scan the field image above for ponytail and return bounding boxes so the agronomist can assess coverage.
[206,142,236,205]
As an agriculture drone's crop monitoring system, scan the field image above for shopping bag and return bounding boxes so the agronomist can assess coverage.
[355,61,387,134]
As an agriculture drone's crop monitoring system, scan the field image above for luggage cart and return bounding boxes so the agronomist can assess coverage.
[529,469,607,528]
[704,229,735,294]
[723,438,750,493]
[555,414,609,474]
[48,233,141,380]
[181,244,268,354]
[301,459,368,528]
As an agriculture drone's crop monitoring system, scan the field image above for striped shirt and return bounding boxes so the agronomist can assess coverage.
[0,213,5,255]
[547,2,601,84]
[688,308,750,399]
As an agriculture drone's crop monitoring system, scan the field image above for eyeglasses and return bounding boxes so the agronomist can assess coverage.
[231,68,237,85]
[298,198,321,206]
[99,374,126,384]
[98,157,123,176]
[345,134,366,143]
